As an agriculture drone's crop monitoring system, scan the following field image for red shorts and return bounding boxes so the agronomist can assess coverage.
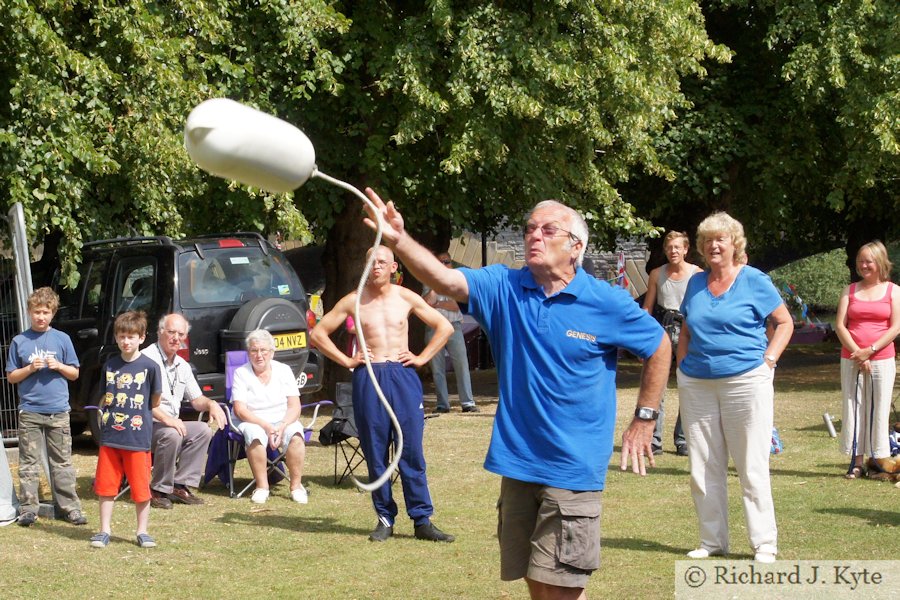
[94,446,152,503]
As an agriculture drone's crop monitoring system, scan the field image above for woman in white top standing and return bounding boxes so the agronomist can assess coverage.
[232,329,308,504]
[643,231,702,456]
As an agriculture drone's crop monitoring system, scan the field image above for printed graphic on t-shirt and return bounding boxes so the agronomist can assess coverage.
[99,354,161,451]
[26,349,56,363]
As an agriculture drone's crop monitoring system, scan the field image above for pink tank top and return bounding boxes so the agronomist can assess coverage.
[841,282,896,359]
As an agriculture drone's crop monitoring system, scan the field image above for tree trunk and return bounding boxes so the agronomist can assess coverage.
[318,200,450,396]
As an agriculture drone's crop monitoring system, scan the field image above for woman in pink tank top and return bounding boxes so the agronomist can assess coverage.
[834,241,900,478]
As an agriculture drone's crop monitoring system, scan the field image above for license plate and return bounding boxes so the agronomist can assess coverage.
[273,331,307,351]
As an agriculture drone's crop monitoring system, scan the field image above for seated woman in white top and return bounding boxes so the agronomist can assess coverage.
[231,329,307,504]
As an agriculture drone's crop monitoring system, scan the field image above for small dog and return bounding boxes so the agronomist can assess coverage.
[865,422,900,483]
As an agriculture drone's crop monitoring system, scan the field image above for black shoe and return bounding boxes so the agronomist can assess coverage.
[651,446,663,456]
[433,407,450,414]
[414,522,455,543]
[368,522,393,542]
[18,511,37,527]
[65,509,88,525]
[168,486,204,505]
[150,489,173,510]
[676,444,689,456]
[461,405,479,413]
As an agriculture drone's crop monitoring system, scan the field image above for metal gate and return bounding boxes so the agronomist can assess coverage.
[1,203,33,444]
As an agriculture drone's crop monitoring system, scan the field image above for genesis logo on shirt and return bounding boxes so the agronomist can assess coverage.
[566,330,596,343]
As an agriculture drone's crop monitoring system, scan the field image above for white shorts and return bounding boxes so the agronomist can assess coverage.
[237,420,305,451]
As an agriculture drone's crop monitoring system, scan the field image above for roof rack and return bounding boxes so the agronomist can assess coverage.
[84,236,174,249]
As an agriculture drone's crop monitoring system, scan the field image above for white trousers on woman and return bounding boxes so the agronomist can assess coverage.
[677,363,777,556]
[840,357,895,459]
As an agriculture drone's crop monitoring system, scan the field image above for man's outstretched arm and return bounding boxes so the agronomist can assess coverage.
[362,187,469,303]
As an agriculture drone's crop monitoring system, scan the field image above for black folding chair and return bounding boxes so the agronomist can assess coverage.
[322,381,432,486]
[327,382,365,485]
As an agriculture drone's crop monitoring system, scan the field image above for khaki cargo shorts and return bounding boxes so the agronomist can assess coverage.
[497,477,602,589]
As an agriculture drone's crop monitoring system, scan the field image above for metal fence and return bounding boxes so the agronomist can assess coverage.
[1,204,33,444]
[0,270,18,442]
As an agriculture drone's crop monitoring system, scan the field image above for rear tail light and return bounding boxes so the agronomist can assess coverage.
[176,335,190,362]
[306,309,317,347]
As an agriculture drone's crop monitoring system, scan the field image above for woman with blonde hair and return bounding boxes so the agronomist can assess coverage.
[834,240,900,479]
[676,212,793,563]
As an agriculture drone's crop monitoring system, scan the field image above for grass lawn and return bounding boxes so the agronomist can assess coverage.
[2,342,898,599]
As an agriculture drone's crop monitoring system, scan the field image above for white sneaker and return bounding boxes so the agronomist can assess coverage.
[250,488,269,504]
[291,485,308,504]
[687,548,723,559]
[755,544,777,563]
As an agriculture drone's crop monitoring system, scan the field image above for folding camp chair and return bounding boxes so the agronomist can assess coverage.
[204,350,331,498]
[324,381,432,486]
[329,382,365,485]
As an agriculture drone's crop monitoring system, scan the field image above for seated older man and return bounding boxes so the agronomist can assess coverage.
[231,329,309,505]
[145,314,226,509]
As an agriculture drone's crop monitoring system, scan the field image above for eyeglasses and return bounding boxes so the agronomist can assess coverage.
[523,222,580,243]
[249,348,273,355]
[164,329,187,338]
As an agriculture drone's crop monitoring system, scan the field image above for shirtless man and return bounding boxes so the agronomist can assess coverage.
[311,245,455,543]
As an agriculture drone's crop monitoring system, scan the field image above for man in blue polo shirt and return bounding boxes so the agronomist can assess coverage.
[362,189,671,600]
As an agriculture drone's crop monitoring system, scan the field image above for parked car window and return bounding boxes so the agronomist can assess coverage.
[82,258,107,319]
[179,248,302,308]
[115,259,157,314]
[55,276,82,321]
[55,258,108,321]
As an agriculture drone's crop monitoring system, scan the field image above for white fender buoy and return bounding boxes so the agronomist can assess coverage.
[184,98,316,193]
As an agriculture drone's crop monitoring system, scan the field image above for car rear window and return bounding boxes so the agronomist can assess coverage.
[178,246,305,308]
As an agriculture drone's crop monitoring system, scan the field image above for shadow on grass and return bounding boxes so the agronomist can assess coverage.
[214,511,363,535]
[606,461,689,477]
[43,522,129,544]
[816,507,900,527]
[601,536,705,557]
[796,421,842,433]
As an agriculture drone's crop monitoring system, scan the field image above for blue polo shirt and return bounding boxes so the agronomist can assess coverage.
[679,266,784,379]
[461,264,664,491]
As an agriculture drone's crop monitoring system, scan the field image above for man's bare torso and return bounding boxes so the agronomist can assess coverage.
[356,283,413,362]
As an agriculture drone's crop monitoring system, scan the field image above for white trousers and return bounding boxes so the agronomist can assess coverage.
[677,363,777,555]
[840,357,895,459]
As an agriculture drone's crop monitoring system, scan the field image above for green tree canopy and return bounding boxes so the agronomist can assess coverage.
[0,0,347,287]
[2,1,727,296]
[625,0,899,272]
[289,1,728,306]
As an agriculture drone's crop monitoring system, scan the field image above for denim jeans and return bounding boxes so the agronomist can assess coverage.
[426,322,475,410]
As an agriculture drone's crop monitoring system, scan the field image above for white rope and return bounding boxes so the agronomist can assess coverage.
[312,170,404,492]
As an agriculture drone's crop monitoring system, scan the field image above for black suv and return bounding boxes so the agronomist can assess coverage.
[44,233,323,439]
